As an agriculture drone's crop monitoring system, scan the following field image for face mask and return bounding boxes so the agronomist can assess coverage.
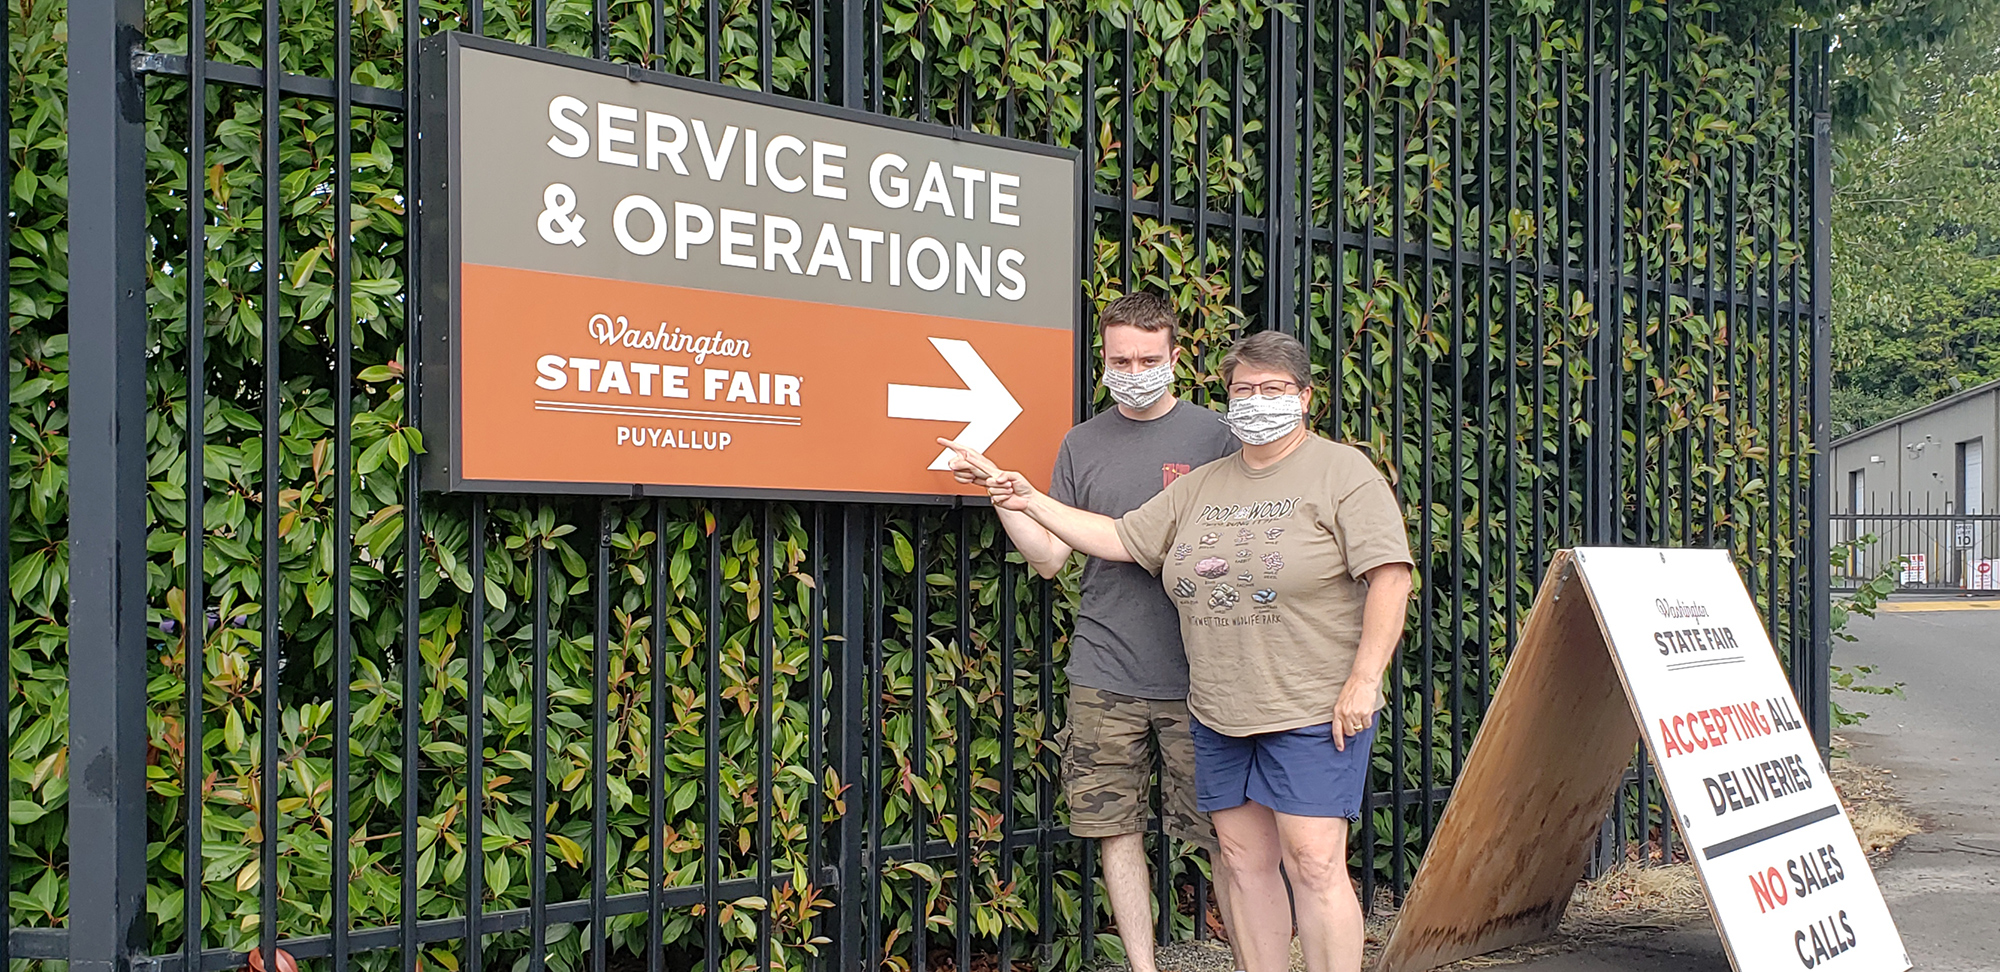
[1224,393,1304,445]
[1102,361,1173,410]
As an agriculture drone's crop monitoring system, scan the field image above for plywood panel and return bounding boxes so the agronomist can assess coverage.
[1376,551,1643,972]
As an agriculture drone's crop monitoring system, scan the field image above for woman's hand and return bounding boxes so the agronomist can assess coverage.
[1331,675,1380,752]
[987,470,1037,511]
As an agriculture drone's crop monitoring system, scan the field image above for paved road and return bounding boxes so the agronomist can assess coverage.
[1470,604,2000,971]
[1838,606,2000,972]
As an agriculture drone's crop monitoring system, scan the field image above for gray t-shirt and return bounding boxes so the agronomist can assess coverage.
[1051,400,1240,698]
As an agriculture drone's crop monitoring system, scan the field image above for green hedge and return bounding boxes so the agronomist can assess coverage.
[5,0,1819,969]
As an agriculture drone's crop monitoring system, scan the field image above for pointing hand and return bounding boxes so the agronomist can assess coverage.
[937,437,1003,486]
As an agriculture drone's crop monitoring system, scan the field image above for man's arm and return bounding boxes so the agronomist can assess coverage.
[992,473,1133,563]
[995,507,1074,580]
[1331,562,1414,751]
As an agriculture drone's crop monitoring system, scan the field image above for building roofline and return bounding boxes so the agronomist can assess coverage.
[1832,377,2000,448]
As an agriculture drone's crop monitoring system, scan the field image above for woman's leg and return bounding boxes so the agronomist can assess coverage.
[1211,802,1291,972]
[1273,811,1363,972]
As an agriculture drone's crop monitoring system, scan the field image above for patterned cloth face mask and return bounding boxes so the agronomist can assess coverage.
[1101,362,1173,410]
[1224,393,1304,445]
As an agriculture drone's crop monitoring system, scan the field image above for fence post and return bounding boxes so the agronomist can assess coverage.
[1587,67,1619,545]
[1802,102,1834,754]
[833,505,870,972]
[66,2,153,971]
[1264,13,1299,334]
[836,0,864,110]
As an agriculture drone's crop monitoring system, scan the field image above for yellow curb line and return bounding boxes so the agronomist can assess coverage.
[1872,600,2000,613]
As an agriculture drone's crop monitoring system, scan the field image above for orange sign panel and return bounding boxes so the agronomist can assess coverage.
[417,34,1080,499]
[453,264,1071,496]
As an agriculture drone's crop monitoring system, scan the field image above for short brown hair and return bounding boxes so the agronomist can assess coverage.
[1098,292,1178,342]
[1220,330,1311,388]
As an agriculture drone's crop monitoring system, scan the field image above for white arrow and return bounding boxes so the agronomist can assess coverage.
[886,337,1024,471]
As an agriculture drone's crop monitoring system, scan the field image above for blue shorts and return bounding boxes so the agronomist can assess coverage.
[1190,717,1375,819]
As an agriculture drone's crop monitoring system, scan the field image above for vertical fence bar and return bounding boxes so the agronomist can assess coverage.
[955,510,974,971]
[867,509,886,969]
[1414,6,1438,851]
[0,3,10,960]
[705,516,723,967]
[805,507,826,967]
[1266,12,1298,332]
[1297,0,1315,340]
[1387,30,1408,901]
[67,3,151,972]
[836,504,868,972]
[758,507,776,971]
[1475,5,1495,713]
[1556,56,1571,548]
[911,516,930,968]
[591,503,611,972]
[1035,575,1054,967]
[258,0,282,964]
[1448,20,1467,777]
[645,505,664,972]
[1119,19,1133,294]
[332,0,356,963]
[532,534,551,972]
[1800,26,1816,708]
[183,1,210,964]
[997,553,1017,961]
[1588,66,1616,546]
[400,1,425,963]
[1803,91,1833,752]
[467,499,488,972]
[1328,0,1346,434]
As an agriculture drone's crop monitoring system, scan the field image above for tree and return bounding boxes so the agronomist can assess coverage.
[1830,5,2000,435]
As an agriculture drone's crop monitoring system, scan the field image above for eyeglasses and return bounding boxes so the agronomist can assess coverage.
[1226,380,1302,399]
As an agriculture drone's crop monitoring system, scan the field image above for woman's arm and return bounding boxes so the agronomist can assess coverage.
[1331,562,1414,751]
[938,438,1075,578]
[989,471,1135,564]
[939,439,1136,563]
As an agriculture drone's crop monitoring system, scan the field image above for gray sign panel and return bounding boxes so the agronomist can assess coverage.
[444,39,1078,329]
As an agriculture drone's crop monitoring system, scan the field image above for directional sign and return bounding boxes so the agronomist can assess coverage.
[1578,548,1908,972]
[417,34,1078,499]
[1382,549,1909,972]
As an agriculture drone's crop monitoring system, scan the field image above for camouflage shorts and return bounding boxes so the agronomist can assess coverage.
[1057,686,1216,852]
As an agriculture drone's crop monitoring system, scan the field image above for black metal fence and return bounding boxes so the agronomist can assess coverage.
[13,1,1833,971]
[1832,505,2000,593]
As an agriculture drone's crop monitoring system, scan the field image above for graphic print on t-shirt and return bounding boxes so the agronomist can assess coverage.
[1168,494,1306,621]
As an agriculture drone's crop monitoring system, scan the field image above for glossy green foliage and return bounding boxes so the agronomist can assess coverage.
[6,0,1818,966]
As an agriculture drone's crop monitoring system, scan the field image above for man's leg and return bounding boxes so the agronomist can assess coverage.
[1211,802,1292,972]
[1099,832,1161,972]
[1060,688,1162,972]
[1273,811,1364,972]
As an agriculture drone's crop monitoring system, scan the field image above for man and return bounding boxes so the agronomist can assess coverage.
[946,292,1242,972]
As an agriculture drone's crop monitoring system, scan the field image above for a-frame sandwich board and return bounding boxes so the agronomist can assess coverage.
[1377,548,1907,972]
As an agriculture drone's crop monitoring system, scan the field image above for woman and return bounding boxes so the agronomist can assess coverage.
[958,331,1413,972]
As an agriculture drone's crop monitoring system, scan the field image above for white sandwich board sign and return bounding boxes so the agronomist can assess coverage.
[1381,548,1909,972]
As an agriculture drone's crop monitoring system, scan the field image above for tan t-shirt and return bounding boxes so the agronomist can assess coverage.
[1113,435,1414,736]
